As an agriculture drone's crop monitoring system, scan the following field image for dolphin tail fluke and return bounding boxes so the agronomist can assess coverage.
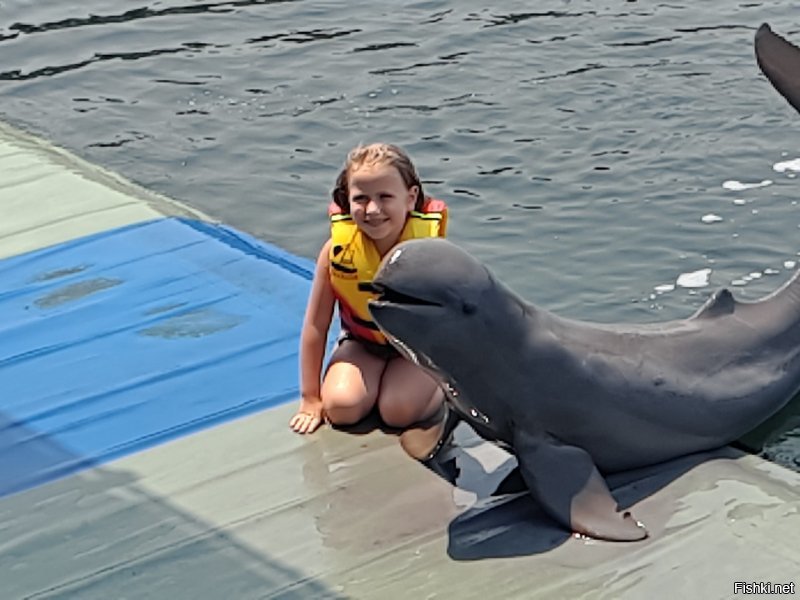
[755,23,800,114]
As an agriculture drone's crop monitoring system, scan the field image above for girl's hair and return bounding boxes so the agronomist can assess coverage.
[332,143,426,212]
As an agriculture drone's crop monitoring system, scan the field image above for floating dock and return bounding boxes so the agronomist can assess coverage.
[1,121,798,599]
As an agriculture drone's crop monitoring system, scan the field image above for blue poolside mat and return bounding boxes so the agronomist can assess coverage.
[0,218,324,497]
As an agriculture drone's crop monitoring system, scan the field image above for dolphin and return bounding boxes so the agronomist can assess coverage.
[368,238,800,540]
[755,23,800,113]
[363,24,800,542]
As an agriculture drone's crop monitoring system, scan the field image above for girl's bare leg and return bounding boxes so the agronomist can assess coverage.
[321,339,386,425]
[377,357,442,428]
[376,357,450,459]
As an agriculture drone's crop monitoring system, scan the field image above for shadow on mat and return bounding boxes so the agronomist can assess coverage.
[441,433,715,561]
[333,416,713,559]
[456,452,745,560]
[330,396,800,561]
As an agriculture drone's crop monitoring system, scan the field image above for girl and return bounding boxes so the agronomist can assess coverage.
[289,143,449,451]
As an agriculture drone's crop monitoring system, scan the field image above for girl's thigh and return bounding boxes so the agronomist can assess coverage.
[322,339,387,423]
[378,358,442,426]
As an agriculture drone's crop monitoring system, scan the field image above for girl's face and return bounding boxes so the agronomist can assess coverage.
[348,163,417,254]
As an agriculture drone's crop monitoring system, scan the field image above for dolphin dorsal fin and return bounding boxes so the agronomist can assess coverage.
[755,23,800,114]
[691,288,737,320]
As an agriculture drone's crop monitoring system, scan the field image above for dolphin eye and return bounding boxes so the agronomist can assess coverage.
[462,301,477,315]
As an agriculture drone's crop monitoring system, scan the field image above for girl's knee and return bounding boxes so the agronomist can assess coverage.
[378,380,444,428]
[322,390,373,425]
[321,344,383,426]
[377,393,421,428]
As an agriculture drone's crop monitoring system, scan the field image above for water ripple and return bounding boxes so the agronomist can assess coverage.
[352,42,418,53]
[6,0,296,36]
[248,28,361,45]
[673,24,753,33]
[606,36,681,47]
[521,63,607,83]
[86,132,152,149]
[473,11,596,28]
[421,9,453,25]
[0,45,203,81]
[370,52,470,75]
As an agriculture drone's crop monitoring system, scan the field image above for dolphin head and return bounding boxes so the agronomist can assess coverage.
[367,238,494,375]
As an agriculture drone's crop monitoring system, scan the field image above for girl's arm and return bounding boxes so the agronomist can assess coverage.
[290,239,335,434]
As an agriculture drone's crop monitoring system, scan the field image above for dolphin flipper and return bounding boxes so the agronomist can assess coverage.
[513,429,648,541]
[755,23,800,114]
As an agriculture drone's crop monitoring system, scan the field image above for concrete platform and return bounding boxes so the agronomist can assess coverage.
[0,120,798,599]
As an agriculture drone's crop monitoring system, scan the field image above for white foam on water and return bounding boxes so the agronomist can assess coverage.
[722,179,773,191]
[654,283,675,294]
[701,214,723,224]
[733,199,747,205]
[731,267,782,286]
[784,260,797,269]
[773,158,800,173]
[676,268,712,289]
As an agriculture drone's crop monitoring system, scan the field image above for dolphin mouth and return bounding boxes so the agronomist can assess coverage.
[364,282,442,308]
[379,287,442,307]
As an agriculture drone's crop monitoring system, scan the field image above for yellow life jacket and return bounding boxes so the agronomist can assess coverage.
[328,198,448,344]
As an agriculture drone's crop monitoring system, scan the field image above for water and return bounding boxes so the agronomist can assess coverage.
[0,0,798,470]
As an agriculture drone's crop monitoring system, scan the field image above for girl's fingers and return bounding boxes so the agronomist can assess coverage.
[290,413,322,434]
[290,414,308,432]
[303,415,320,434]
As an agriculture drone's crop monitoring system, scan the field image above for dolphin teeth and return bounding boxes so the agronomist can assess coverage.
[469,407,490,424]
[390,337,419,365]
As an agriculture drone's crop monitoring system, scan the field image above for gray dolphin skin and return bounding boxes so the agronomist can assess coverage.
[367,24,800,542]
[755,23,800,113]
[369,239,800,541]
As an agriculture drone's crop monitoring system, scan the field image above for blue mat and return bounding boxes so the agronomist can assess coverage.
[0,218,324,497]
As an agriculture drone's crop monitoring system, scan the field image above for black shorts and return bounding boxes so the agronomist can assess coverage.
[339,331,401,361]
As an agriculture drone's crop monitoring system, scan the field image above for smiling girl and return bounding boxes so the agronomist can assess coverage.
[290,143,448,445]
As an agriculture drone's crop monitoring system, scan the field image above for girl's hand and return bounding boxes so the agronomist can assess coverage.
[289,396,324,434]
